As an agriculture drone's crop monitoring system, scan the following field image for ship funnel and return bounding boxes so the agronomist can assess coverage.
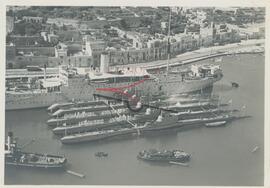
[156,114,163,122]
[100,52,110,73]
[7,132,13,151]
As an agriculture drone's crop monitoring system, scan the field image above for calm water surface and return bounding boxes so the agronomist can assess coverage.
[5,54,264,185]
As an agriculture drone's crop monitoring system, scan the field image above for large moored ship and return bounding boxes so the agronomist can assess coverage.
[6,53,222,110]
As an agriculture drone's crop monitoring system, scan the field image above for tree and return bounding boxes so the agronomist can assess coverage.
[14,21,42,36]
[62,24,67,31]
[155,12,162,20]
[140,18,152,27]
[120,19,128,29]
[103,24,110,29]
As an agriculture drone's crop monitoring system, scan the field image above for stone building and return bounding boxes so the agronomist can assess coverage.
[85,40,107,66]
[23,16,43,23]
[48,55,92,67]
[55,43,68,59]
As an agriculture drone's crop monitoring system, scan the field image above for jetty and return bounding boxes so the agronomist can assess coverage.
[66,170,85,178]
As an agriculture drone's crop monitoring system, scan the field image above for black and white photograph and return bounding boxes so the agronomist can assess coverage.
[3,1,269,186]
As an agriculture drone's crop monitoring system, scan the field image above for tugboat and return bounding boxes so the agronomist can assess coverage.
[231,82,239,88]
[95,152,108,157]
[5,132,67,168]
[137,149,191,163]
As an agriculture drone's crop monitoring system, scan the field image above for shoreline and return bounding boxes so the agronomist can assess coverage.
[5,39,264,74]
[113,39,264,70]
[147,50,264,70]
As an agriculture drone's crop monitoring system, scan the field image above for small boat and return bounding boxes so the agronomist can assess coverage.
[95,152,108,157]
[137,149,191,163]
[251,146,259,153]
[5,132,67,168]
[205,121,227,127]
[231,82,239,88]
[214,57,223,62]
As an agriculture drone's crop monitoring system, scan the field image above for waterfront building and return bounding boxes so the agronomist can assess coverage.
[238,23,265,40]
[108,47,153,66]
[23,16,43,24]
[234,8,265,24]
[85,39,107,66]
[200,26,214,47]
[48,55,92,67]
[46,18,79,27]
[146,38,168,60]
[214,24,241,44]
[40,31,47,41]
[132,34,150,49]
[55,43,68,59]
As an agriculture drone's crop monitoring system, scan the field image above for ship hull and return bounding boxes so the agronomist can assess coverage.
[61,129,137,144]
[158,75,221,96]
[137,156,189,163]
[53,113,154,135]
[5,92,72,110]
[5,162,65,168]
[5,153,67,169]
[5,72,222,110]
[141,115,241,133]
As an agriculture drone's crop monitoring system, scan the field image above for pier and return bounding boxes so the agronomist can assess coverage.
[66,170,85,178]
[169,161,189,167]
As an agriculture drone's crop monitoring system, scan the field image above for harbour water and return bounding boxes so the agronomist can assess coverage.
[5,54,264,185]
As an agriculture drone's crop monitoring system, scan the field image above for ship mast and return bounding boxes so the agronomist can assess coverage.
[166,7,172,76]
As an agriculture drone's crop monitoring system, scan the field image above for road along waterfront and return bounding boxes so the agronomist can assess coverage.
[113,39,264,70]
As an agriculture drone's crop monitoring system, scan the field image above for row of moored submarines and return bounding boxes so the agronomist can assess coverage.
[47,95,250,144]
